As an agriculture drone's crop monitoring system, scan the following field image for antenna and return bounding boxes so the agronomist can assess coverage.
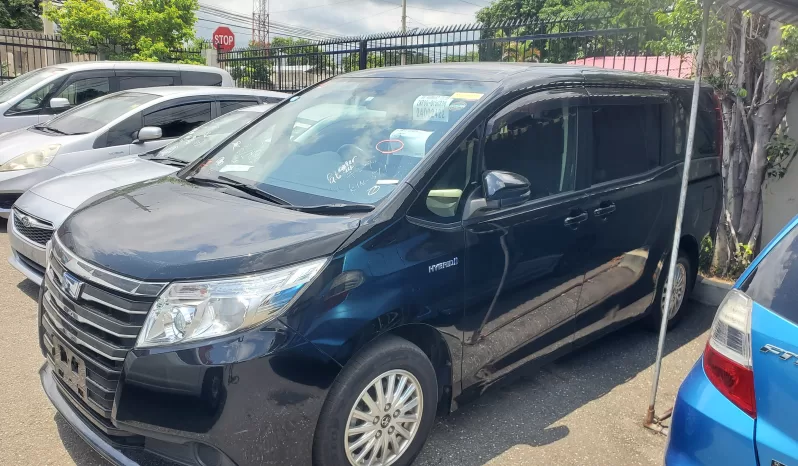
[252,0,269,46]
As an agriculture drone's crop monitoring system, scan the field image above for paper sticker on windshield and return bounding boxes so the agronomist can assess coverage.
[448,101,467,112]
[450,92,483,101]
[390,129,433,158]
[413,95,453,122]
[220,165,252,173]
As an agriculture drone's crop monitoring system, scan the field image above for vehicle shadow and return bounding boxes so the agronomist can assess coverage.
[0,218,6,233]
[416,301,716,466]
[17,278,38,301]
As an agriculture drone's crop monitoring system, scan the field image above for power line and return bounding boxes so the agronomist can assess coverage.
[198,3,338,39]
[336,5,402,27]
[456,0,489,6]
[372,0,476,16]
[271,0,361,14]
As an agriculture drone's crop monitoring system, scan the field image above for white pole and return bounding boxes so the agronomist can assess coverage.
[645,0,713,427]
[401,0,407,65]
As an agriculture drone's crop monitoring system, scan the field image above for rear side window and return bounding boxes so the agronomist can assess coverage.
[144,102,212,138]
[591,104,660,184]
[675,90,718,157]
[741,226,798,323]
[181,71,223,86]
[119,76,175,90]
[220,100,258,114]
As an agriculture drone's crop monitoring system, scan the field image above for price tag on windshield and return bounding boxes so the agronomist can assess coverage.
[413,95,453,122]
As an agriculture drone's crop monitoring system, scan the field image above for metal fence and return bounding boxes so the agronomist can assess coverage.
[0,29,96,82]
[218,14,691,92]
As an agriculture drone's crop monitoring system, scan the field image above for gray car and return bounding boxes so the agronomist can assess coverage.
[7,103,283,285]
[0,86,285,218]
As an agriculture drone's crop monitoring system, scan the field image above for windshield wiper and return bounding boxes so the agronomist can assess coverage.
[187,174,289,205]
[146,154,188,167]
[32,124,68,135]
[284,203,375,214]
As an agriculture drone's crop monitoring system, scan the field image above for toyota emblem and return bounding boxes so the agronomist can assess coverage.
[21,216,31,228]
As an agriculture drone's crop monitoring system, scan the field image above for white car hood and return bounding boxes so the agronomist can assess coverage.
[29,156,180,209]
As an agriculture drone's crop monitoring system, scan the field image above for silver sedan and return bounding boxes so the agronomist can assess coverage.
[8,103,281,285]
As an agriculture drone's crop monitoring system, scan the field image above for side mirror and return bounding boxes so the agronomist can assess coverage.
[134,126,162,143]
[49,98,71,109]
[463,170,531,220]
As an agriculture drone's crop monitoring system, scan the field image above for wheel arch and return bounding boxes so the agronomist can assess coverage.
[679,233,700,288]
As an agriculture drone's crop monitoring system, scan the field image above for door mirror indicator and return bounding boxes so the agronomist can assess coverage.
[483,170,531,208]
[134,126,162,143]
[49,98,70,110]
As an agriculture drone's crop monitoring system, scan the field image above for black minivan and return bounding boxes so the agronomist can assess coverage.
[38,63,721,466]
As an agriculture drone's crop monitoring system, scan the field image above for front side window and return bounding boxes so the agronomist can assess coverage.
[9,80,60,113]
[143,102,212,139]
[56,77,111,106]
[484,104,577,201]
[187,78,496,206]
[0,67,64,104]
[156,109,264,163]
[41,91,158,136]
[591,104,660,184]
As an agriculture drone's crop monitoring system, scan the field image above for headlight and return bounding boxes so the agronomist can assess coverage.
[0,144,60,172]
[136,258,327,348]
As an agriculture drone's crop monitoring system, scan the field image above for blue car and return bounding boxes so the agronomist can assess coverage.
[666,214,798,466]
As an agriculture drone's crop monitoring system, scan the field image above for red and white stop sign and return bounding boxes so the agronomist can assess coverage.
[212,27,236,52]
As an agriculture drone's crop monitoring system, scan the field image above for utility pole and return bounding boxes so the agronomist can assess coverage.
[400,0,407,65]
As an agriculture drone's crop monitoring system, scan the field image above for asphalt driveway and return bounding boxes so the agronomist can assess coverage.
[0,218,713,466]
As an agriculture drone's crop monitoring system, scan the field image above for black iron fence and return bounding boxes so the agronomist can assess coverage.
[218,14,690,92]
[0,29,96,82]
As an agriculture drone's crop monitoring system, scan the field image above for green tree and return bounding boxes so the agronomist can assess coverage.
[0,0,43,31]
[228,42,273,88]
[43,0,201,63]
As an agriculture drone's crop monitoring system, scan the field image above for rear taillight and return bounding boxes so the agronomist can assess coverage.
[703,289,756,417]
[712,93,724,158]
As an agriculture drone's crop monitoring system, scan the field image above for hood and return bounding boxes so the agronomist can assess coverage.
[30,156,178,209]
[58,177,361,281]
[0,128,80,164]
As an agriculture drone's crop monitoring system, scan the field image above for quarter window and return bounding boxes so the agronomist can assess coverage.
[590,104,660,184]
[143,102,212,139]
[56,77,111,106]
[484,105,578,201]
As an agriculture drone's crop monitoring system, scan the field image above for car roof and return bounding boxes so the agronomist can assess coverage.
[345,62,701,89]
[134,86,288,99]
[44,62,225,73]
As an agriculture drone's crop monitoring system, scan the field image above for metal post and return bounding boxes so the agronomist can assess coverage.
[401,0,407,66]
[359,39,368,70]
[645,0,713,428]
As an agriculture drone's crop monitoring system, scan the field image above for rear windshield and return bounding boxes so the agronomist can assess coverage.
[741,224,798,322]
[41,92,158,135]
[0,67,65,103]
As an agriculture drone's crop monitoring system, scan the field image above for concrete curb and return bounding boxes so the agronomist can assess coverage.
[690,276,733,307]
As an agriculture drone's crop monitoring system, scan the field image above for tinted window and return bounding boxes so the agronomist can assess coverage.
[157,109,263,162]
[105,113,142,147]
[484,105,577,200]
[741,225,798,324]
[56,77,110,106]
[409,130,478,222]
[43,92,157,135]
[591,105,660,184]
[143,102,212,138]
[220,100,258,114]
[9,79,60,114]
[181,71,223,86]
[0,67,64,104]
[119,76,174,91]
[675,90,718,157]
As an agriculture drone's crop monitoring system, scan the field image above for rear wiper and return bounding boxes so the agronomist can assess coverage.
[187,174,289,205]
[285,203,375,214]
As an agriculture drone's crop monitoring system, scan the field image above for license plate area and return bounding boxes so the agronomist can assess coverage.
[51,336,88,402]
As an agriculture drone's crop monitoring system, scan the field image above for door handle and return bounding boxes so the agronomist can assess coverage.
[594,203,617,218]
[564,211,588,228]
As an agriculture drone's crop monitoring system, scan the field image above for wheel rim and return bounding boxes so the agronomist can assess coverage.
[662,262,687,320]
[344,369,423,466]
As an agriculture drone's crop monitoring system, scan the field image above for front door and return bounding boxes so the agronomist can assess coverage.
[573,91,672,344]
[460,90,594,394]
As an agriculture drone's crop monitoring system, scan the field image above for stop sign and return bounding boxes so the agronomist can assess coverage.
[212,27,236,52]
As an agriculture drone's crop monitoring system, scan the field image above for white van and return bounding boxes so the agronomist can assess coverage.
[0,62,234,134]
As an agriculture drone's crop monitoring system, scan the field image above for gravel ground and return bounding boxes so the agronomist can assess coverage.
[0,218,715,466]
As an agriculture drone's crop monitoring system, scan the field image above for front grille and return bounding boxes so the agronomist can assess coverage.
[12,208,54,246]
[41,236,167,433]
[0,193,20,210]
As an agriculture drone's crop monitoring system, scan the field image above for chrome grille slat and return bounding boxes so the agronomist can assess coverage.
[12,208,54,246]
[41,305,127,361]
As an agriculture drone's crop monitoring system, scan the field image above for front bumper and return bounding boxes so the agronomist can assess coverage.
[40,320,341,466]
[8,217,47,285]
[665,358,758,466]
[0,165,64,218]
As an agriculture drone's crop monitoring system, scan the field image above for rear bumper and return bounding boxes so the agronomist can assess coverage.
[665,358,758,466]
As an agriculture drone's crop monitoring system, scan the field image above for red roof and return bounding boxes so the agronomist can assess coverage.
[568,55,694,79]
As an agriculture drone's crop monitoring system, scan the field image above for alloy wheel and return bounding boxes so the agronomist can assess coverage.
[344,369,423,466]
[662,262,687,320]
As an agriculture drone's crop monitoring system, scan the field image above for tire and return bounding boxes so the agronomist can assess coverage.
[645,250,693,331]
[313,334,438,466]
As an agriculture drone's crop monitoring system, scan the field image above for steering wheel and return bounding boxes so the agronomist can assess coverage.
[337,144,368,161]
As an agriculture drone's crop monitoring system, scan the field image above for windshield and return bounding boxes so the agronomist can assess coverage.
[188,78,495,206]
[0,67,65,104]
[155,108,267,163]
[41,91,158,136]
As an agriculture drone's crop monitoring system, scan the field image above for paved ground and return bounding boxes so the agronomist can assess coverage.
[0,217,715,466]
